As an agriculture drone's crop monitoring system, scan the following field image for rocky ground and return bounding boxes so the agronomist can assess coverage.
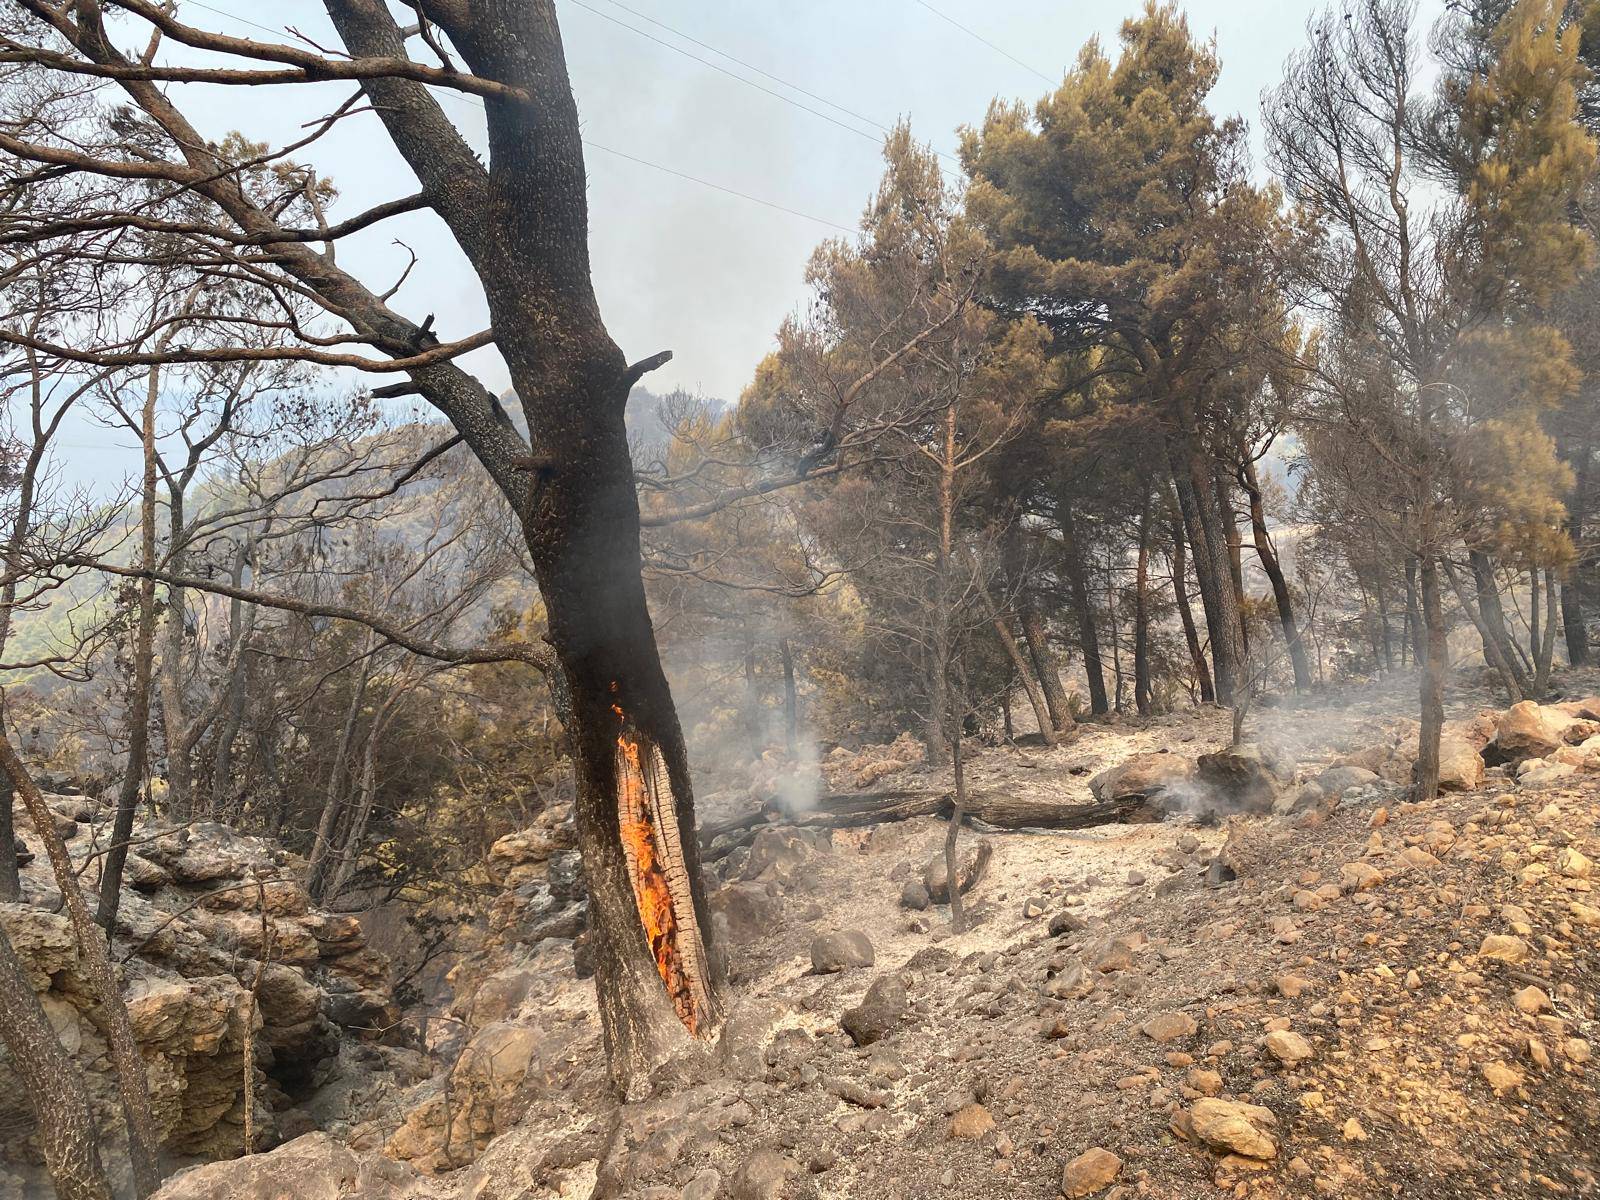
[33,667,1600,1199]
[0,806,418,1199]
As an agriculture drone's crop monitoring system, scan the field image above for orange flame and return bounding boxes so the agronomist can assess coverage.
[614,711,701,1034]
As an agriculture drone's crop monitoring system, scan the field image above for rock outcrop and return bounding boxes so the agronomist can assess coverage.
[1,802,397,1194]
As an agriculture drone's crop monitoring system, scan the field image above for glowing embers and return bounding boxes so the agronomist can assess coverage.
[613,709,710,1035]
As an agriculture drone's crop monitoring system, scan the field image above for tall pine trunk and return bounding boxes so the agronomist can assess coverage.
[1056,502,1108,714]
[1562,433,1591,665]
[1239,458,1310,690]
[1169,513,1215,703]
[1416,557,1447,800]
[1133,495,1152,716]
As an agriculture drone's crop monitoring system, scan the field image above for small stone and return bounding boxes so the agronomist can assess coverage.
[1477,934,1530,963]
[1513,985,1551,1015]
[1570,902,1600,928]
[1482,1062,1524,1092]
[948,1103,995,1140]
[899,880,931,911]
[1264,1030,1314,1066]
[1340,862,1384,892]
[1048,910,1087,936]
[1022,896,1047,919]
[1276,974,1313,999]
[1564,1038,1591,1063]
[1558,847,1593,879]
[1141,1011,1198,1044]
[1186,1068,1223,1097]
[1342,1117,1367,1143]
[1061,1147,1123,1197]
[1184,1098,1278,1160]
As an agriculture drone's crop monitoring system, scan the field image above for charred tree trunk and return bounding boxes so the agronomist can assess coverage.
[1536,568,1559,697]
[1416,557,1447,800]
[0,773,16,902]
[0,921,113,1200]
[0,728,162,1195]
[1445,558,1530,702]
[306,649,374,902]
[1169,434,1243,705]
[1057,503,1108,714]
[1563,433,1591,666]
[1238,459,1310,691]
[1169,511,1215,703]
[1005,523,1072,731]
[1105,555,1125,713]
[1216,466,1248,654]
[1134,495,1152,716]
[779,637,799,759]
[1471,550,1533,692]
[1404,557,1423,667]
[991,616,1055,744]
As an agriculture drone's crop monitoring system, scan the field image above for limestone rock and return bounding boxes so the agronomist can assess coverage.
[1493,701,1563,761]
[1195,743,1297,814]
[1141,1011,1198,1044]
[731,1149,799,1200]
[1183,1098,1279,1160]
[1264,1030,1314,1066]
[1061,1147,1122,1197]
[948,1103,995,1139]
[1478,934,1531,963]
[1089,751,1195,805]
[150,1133,428,1199]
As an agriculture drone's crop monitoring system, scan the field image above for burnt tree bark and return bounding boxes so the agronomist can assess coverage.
[1133,494,1152,716]
[1168,432,1244,705]
[1238,458,1310,691]
[1563,432,1591,665]
[1168,511,1215,703]
[1004,524,1073,731]
[1056,502,1109,714]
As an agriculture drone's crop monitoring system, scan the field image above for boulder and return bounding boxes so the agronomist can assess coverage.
[1182,1097,1279,1160]
[1438,736,1486,792]
[1490,701,1563,762]
[150,1133,428,1200]
[1195,744,1296,813]
[810,930,874,973]
[1089,751,1194,805]
[841,975,907,1046]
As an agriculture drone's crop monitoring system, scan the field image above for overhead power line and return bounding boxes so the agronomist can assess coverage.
[580,139,857,233]
[176,1,862,234]
[910,0,1056,86]
[581,0,964,172]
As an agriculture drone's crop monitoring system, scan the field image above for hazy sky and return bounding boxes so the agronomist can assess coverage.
[51,0,1443,478]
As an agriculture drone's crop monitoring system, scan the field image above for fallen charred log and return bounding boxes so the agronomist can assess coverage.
[699,788,1160,860]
